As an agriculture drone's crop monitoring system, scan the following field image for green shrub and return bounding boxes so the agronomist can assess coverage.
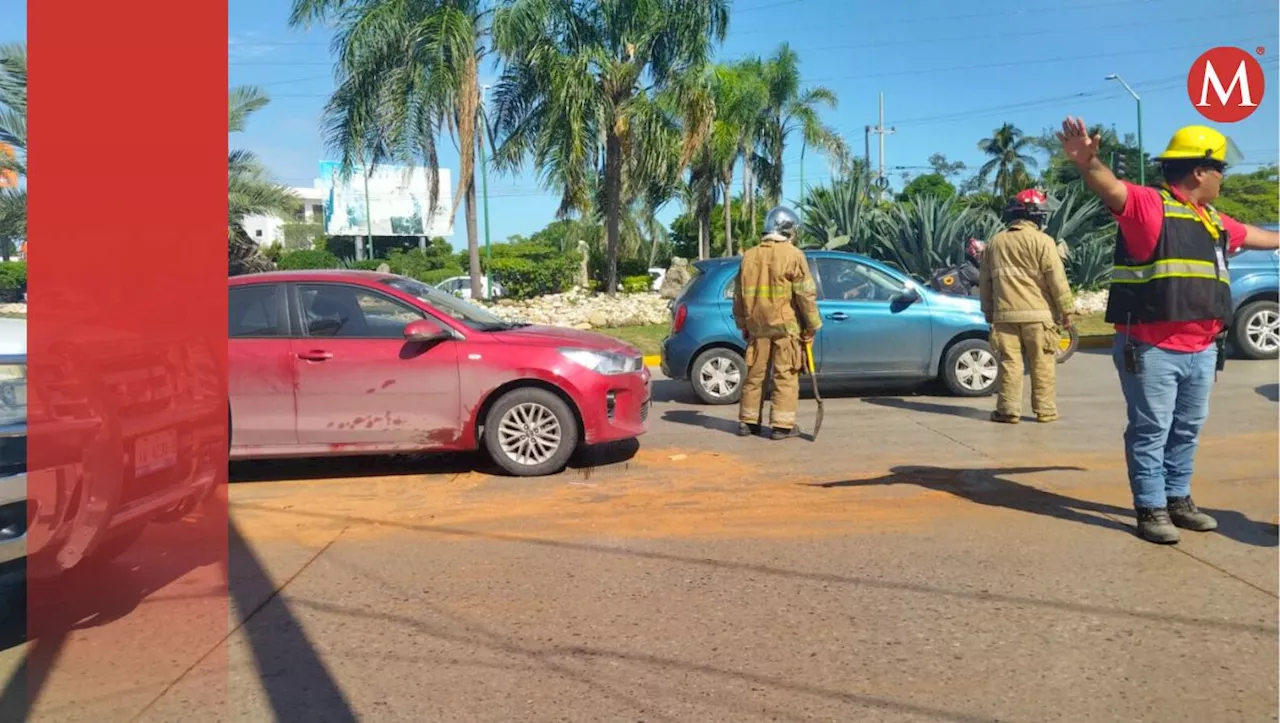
[621,275,652,294]
[351,259,383,271]
[0,262,25,303]
[277,249,341,270]
[488,255,576,300]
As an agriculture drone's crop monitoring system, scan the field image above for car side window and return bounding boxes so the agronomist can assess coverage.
[815,258,904,302]
[230,285,282,338]
[297,284,427,339]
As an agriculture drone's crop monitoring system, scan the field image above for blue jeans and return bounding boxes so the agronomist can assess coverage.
[1112,335,1217,509]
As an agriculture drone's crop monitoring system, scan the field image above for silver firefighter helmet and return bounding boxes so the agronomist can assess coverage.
[763,206,800,238]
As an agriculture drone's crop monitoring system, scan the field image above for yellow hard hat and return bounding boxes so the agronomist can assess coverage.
[1155,125,1243,165]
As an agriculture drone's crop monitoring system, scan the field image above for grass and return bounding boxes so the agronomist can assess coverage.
[1074,311,1112,338]
[602,323,668,356]
[598,312,1115,356]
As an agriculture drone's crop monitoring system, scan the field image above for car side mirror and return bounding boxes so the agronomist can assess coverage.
[897,285,922,305]
[403,320,453,343]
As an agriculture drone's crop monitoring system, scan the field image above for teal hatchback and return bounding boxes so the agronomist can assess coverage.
[661,251,999,405]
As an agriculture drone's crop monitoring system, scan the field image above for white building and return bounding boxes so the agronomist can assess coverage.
[241,185,328,247]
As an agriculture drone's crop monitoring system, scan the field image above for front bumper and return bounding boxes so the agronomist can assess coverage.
[0,472,25,566]
[580,367,651,445]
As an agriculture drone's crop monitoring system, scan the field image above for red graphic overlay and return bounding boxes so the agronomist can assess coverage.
[17,0,229,718]
[1187,46,1266,123]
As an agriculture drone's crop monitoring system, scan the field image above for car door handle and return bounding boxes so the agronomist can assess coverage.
[826,312,849,321]
[296,350,333,361]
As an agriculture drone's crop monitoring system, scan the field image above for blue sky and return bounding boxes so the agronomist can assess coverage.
[4,0,1278,249]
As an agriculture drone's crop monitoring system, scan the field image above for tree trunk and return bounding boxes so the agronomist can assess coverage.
[772,123,784,206]
[722,176,734,257]
[604,128,624,297]
[646,210,660,268]
[458,55,482,300]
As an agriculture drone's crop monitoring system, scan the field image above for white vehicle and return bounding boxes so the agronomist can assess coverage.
[648,267,666,292]
[0,319,28,569]
[437,275,504,300]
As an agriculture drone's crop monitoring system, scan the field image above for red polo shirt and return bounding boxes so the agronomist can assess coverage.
[1110,182,1247,352]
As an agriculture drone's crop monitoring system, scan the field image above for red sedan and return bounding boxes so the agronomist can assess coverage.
[228,270,651,476]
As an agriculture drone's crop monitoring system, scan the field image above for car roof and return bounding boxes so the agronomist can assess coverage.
[695,249,883,273]
[0,318,25,356]
[229,269,398,286]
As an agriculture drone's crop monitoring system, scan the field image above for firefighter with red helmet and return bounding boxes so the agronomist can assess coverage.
[978,188,1076,424]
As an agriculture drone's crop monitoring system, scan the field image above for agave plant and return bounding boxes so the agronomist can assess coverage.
[1065,235,1114,290]
[869,195,1001,279]
[799,173,877,253]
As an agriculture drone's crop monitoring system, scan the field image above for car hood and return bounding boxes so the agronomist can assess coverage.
[1230,249,1279,272]
[490,324,637,354]
[923,290,983,315]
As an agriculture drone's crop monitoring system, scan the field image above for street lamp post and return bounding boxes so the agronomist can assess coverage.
[478,84,493,299]
[1106,73,1144,185]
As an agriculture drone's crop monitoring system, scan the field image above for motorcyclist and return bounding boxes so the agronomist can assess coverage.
[930,238,986,297]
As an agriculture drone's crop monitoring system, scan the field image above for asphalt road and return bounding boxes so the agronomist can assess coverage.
[2,347,1277,722]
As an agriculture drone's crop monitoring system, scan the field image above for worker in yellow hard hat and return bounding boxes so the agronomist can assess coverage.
[1057,116,1278,545]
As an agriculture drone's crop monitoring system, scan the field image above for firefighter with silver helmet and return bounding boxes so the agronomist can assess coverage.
[732,206,822,440]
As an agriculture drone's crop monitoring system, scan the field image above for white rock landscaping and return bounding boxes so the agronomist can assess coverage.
[475,289,672,330]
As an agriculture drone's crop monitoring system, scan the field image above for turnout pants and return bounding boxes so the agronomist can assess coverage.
[738,334,802,429]
[991,322,1058,419]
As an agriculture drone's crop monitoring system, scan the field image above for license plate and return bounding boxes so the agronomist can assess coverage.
[134,429,178,476]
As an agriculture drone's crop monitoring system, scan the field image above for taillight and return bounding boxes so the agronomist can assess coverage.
[672,304,688,334]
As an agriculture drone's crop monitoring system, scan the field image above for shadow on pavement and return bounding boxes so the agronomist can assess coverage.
[806,465,1278,548]
[1256,384,1278,402]
[862,397,992,421]
[226,522,357,722]
[231,440,640,485]
[649,378,931,405]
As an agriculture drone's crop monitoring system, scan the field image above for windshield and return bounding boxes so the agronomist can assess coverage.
[379,276,521,331]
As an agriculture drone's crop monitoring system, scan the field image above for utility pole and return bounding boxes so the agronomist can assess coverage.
[1106,74,1145,185]
[479,84,493,299]
[869,92,896,199]
[359,159,373,261]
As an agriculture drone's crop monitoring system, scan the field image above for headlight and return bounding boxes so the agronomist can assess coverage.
[560,349,641,375]
[0,364,26,426]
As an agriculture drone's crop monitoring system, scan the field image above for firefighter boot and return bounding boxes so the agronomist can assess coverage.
[737,423,760,437]
[770,425,801,441]
[1136,507,1180,544]
[1167,496,1218,532]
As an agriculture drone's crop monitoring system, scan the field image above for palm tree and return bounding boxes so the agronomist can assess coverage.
[0,44,26,257]
[758,43,845,206]
[707,61,767,255]
[289,0,488,298]
[977,123,1038,199]
[491,0,728,295]
[229,86,299,276]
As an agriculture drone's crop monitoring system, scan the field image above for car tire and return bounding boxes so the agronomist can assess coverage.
[942,339,999,397]
[1231,300,1280,360]
[483,387,580,477]
[690,347,746,405]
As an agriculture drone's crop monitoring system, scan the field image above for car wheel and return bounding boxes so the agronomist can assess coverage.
[483,387,580,477]
[942,339,999,397]
[691,348,746,405]
[1231,300,1280,360]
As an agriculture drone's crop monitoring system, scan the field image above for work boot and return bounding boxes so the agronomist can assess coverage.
[1167,496,1218,532]
[737,422,759,437]
[1135,507,1181,544]
[1036,413,1059,423]
[770,425,801,441]
[990,411,1020,424]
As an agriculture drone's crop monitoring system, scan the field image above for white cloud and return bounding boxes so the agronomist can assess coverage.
[228,31,279,61]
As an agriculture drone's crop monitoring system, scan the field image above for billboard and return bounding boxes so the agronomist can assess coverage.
[318,161,454,237]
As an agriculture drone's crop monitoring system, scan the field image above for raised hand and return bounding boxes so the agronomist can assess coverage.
[1056,116,1102,167]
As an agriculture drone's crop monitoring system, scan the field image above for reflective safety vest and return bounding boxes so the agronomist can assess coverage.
[1104,187,1232,327]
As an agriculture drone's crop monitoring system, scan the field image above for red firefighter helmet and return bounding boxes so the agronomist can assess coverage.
[1003,188,1051,226]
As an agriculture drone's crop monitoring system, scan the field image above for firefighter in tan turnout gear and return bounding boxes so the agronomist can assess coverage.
[733,206,822,440]
[979,188,1075,424]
